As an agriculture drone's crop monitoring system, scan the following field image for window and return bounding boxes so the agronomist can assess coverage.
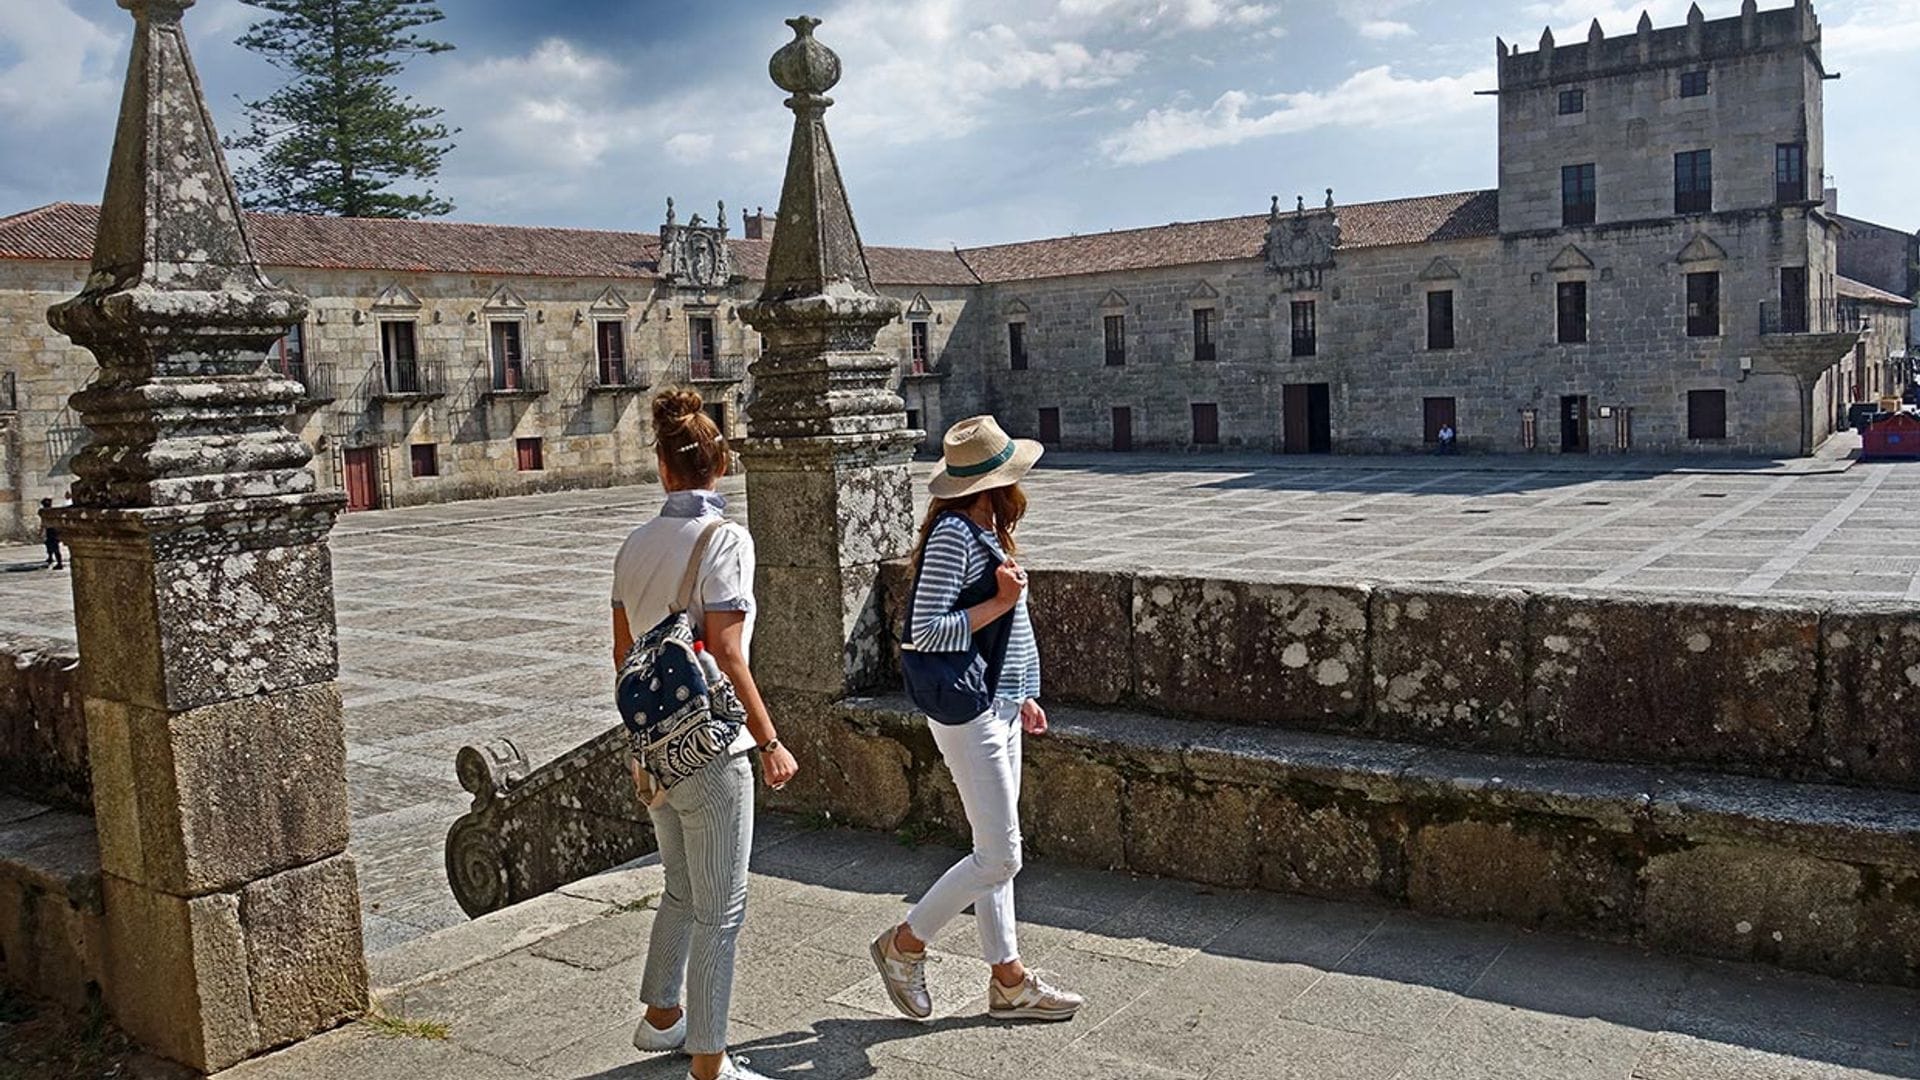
[910,320,930,373]
[1008,322,1028,370]
[489,319,525,390]
[1038,407,1062,445]
[1562,164,1597,226]
[595,320,626,386]
[1193,308,1216,362]
[704,402,727,434]
[905,408,921,432]
[1556,281,1588,344]
[1103,314,1126,366]
[1290,300,1317,357]
[1558,88,1585,115]
[1426,290,1455,350]
[1776,143,1806,204]
[1686,272,1720,338]
[1191,403,1219,445]
[409,443,439,478]
[379,319,420,392]
[1674,149,1712,214]
[1780,266,1810,333]
[269,322,305,379]
[1679,70,1709,98]
[688,315,717,379]
[1687,389,1727,440]
[515,437,544,471]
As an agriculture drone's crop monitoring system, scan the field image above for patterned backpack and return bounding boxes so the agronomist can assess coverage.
[616,520,747,791]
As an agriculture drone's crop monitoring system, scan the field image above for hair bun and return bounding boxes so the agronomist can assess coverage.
[651,388,705,429]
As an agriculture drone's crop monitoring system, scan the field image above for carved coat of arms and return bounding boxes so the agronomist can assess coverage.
[1266,192,1341,291]
[660,198,737,290]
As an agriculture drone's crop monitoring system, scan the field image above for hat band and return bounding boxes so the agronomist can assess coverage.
[946,441,1015,478]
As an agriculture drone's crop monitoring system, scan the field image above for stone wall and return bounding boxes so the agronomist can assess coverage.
[0,638,85,811]
[0,256,968,539]
[877,564,1920,791]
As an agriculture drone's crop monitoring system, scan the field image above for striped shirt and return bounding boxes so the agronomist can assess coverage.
[909,515,1041,704]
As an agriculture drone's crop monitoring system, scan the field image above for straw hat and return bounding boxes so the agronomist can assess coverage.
[927,415,1044,499]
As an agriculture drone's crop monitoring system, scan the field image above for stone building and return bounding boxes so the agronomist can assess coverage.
[0,0,1909,540]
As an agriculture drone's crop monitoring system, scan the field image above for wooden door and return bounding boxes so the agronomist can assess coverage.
[1111,406,1133,451]
[1284,383,1331,454]
[1560,395,1590,453]
[1282,384,1310,453]
[1038,407,1062,445]
[343,448,380,512]
[1191,403,1219,445]
[1423,397,1457,444]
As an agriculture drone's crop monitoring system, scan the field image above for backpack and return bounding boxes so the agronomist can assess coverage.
[900,512,1016,725]
[616,520,747,791]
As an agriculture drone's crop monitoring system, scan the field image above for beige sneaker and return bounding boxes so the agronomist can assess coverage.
[988,971,1083,1022]
[869,926,932,1020]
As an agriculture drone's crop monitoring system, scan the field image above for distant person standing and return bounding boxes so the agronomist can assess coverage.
[38,499,62,570]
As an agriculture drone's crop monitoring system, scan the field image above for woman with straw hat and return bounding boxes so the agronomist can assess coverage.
[869,416,1084,1023]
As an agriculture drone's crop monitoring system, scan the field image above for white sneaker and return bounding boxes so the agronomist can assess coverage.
[869,926,932,1020]
[693,1053,771,1080]
[633,1010,686,1052]
[988,971,1083,1022]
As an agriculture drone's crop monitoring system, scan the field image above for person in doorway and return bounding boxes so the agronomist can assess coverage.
[612,389,798,1080]
[870,415,1084,1024]
[38,499,62,570]
[1436,424,1457,454]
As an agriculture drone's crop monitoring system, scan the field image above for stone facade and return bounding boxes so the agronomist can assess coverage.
[0,0,1906,540]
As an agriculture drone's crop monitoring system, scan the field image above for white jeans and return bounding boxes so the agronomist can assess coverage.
[905,699,1025,964]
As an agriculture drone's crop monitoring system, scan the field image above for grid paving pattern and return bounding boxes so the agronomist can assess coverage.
[3,454,1919,954]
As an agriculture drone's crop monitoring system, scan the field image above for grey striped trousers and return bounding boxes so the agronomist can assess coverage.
[640,752,754,1056]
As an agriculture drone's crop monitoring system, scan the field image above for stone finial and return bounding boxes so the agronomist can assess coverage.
[750,15,884,304]
[1270,194,1281,219]
[1589,18,1604,44]
[1687,3,1704,26]
[1638,10,1654,33]
[1495,35,1506,62]
[1742,0,1758,15]
[1296,195,1306,213]
[717,199,727,235]
[769,15,841,98]
[1540,25,1555,50]
[1325,188,1335,210]
[666,196,676,226]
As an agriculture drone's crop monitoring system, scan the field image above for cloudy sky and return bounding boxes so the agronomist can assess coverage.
[3,0,1916,249]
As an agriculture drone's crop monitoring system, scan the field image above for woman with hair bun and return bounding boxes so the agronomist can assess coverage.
[612,388,796,1080]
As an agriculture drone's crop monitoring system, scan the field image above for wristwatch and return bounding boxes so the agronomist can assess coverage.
[759,737,783,754]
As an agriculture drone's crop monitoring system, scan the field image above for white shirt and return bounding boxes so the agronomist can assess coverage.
[611,489,756,755]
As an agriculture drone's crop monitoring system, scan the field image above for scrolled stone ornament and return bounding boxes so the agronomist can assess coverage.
[445,815,510,918]
[455,737,530,807]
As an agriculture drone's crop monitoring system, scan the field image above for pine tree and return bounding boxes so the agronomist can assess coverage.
[226,0,458,219]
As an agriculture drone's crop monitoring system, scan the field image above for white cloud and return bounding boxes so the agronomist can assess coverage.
[0,0,122,129]
[664,132,716,165]
[1100,64,1493,164]
[1359,19,1417,38]
[1825,0,1920,62]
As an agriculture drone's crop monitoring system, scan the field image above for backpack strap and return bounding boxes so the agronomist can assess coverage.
[671,520,728,616]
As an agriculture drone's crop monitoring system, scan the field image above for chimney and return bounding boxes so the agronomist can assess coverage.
[742,205,775,240]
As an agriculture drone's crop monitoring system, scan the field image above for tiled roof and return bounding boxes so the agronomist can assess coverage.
[1837,275,1915,308]
[956,190,1500,283]
[0,202,980,287]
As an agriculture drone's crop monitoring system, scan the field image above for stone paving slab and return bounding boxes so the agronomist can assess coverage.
[213,819,1920,1080]
[4,454,1920,955]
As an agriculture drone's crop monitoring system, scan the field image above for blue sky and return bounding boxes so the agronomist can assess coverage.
[3,0,1916,249]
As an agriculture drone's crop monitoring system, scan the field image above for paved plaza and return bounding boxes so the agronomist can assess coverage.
[5,451,1920,949]
[3,452,1919,1078]
[216,822,1920,1080]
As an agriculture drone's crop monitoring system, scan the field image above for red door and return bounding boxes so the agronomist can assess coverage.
[343,448,380,512]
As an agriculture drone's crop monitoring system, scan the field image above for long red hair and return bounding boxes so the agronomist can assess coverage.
[913,484,1027,564]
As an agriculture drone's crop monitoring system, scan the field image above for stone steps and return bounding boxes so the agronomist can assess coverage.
[0,795,103,1009]
[779,692,1920,987]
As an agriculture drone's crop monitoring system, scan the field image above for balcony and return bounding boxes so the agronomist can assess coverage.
[271,357,336,405]
[900,352,942,380]
[484,356,549,399]
[369,357,445,401]
[666,354,748,384]
[587,358,649,394]
[1759,299,1864,337]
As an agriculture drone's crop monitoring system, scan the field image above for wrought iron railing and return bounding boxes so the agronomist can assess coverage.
[369,356,445,399]
[588,358,649,392]
[271,357,335,402]
[485,355,548,396]
[1760,299,1863,336]
[666,354,748,383]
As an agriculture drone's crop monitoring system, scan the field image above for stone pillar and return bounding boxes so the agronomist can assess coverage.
[739,17,918,697]
[43,0,364,1070]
